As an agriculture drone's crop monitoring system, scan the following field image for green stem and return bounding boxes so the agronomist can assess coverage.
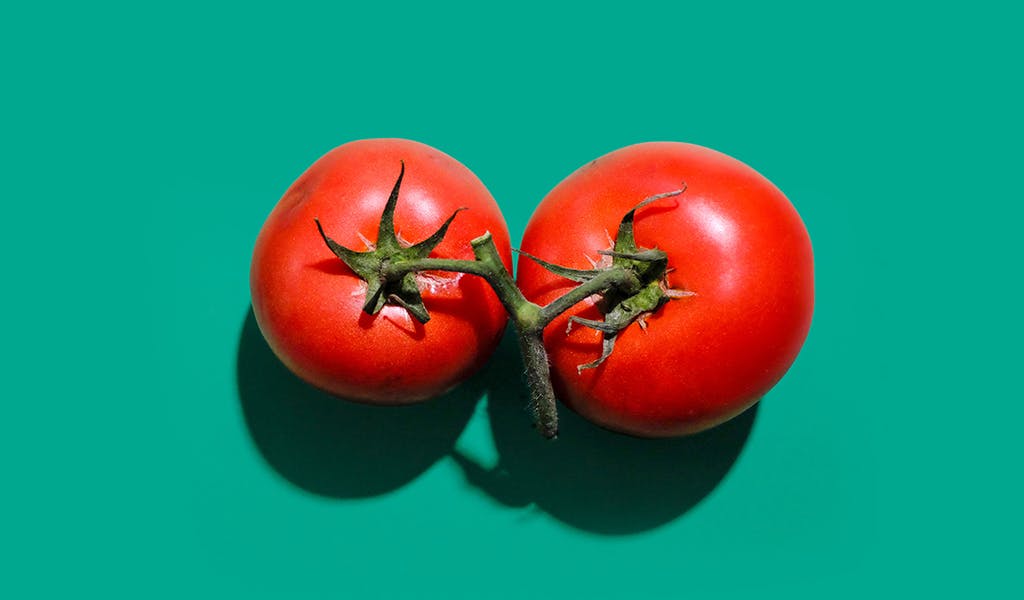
[384,236,539,325]
[317,168,684,439]
[385,232,634,438]
[515,326,558,438]
[538,269,639,326]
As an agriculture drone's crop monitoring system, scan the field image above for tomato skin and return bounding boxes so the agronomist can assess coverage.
[250,139,512,404]
[517,142,814,437]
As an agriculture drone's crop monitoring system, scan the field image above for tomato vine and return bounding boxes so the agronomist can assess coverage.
[315,161,688,438]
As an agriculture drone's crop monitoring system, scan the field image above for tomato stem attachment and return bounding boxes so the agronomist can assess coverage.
[315,161,467,323]
[315,162,691,439]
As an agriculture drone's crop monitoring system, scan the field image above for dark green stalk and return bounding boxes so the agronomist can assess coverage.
[316,163,688,439]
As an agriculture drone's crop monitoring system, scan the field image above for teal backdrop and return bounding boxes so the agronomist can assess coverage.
[4,2,1021,598]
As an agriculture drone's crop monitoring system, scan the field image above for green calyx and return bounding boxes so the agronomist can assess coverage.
[521,185,694,372]
[312,161,693,439]
[315,161,466,324]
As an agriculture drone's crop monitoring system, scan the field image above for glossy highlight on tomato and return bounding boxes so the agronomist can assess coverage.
[250,139,512,404]
[517,142,814,437]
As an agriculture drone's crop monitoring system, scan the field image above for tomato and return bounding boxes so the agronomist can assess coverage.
[250,139,512,404]
[517,142,814,437]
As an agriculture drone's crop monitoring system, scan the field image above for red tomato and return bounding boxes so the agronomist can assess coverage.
[517,142,814,437]
[250,139,512,404]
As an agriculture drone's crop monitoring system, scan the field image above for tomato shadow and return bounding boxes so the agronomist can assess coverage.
[451,329,759,535]
[236,307,480,498]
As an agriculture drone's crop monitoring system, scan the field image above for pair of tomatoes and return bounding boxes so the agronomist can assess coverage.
[250,139,813,437]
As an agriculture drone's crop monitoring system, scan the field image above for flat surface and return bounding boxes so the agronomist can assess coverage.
[3,2,1021,598]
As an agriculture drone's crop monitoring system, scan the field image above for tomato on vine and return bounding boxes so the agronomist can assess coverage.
[517,142,814,437]
[250,139,512,404]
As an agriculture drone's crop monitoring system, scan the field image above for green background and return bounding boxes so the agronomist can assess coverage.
[4,1,1021,598]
